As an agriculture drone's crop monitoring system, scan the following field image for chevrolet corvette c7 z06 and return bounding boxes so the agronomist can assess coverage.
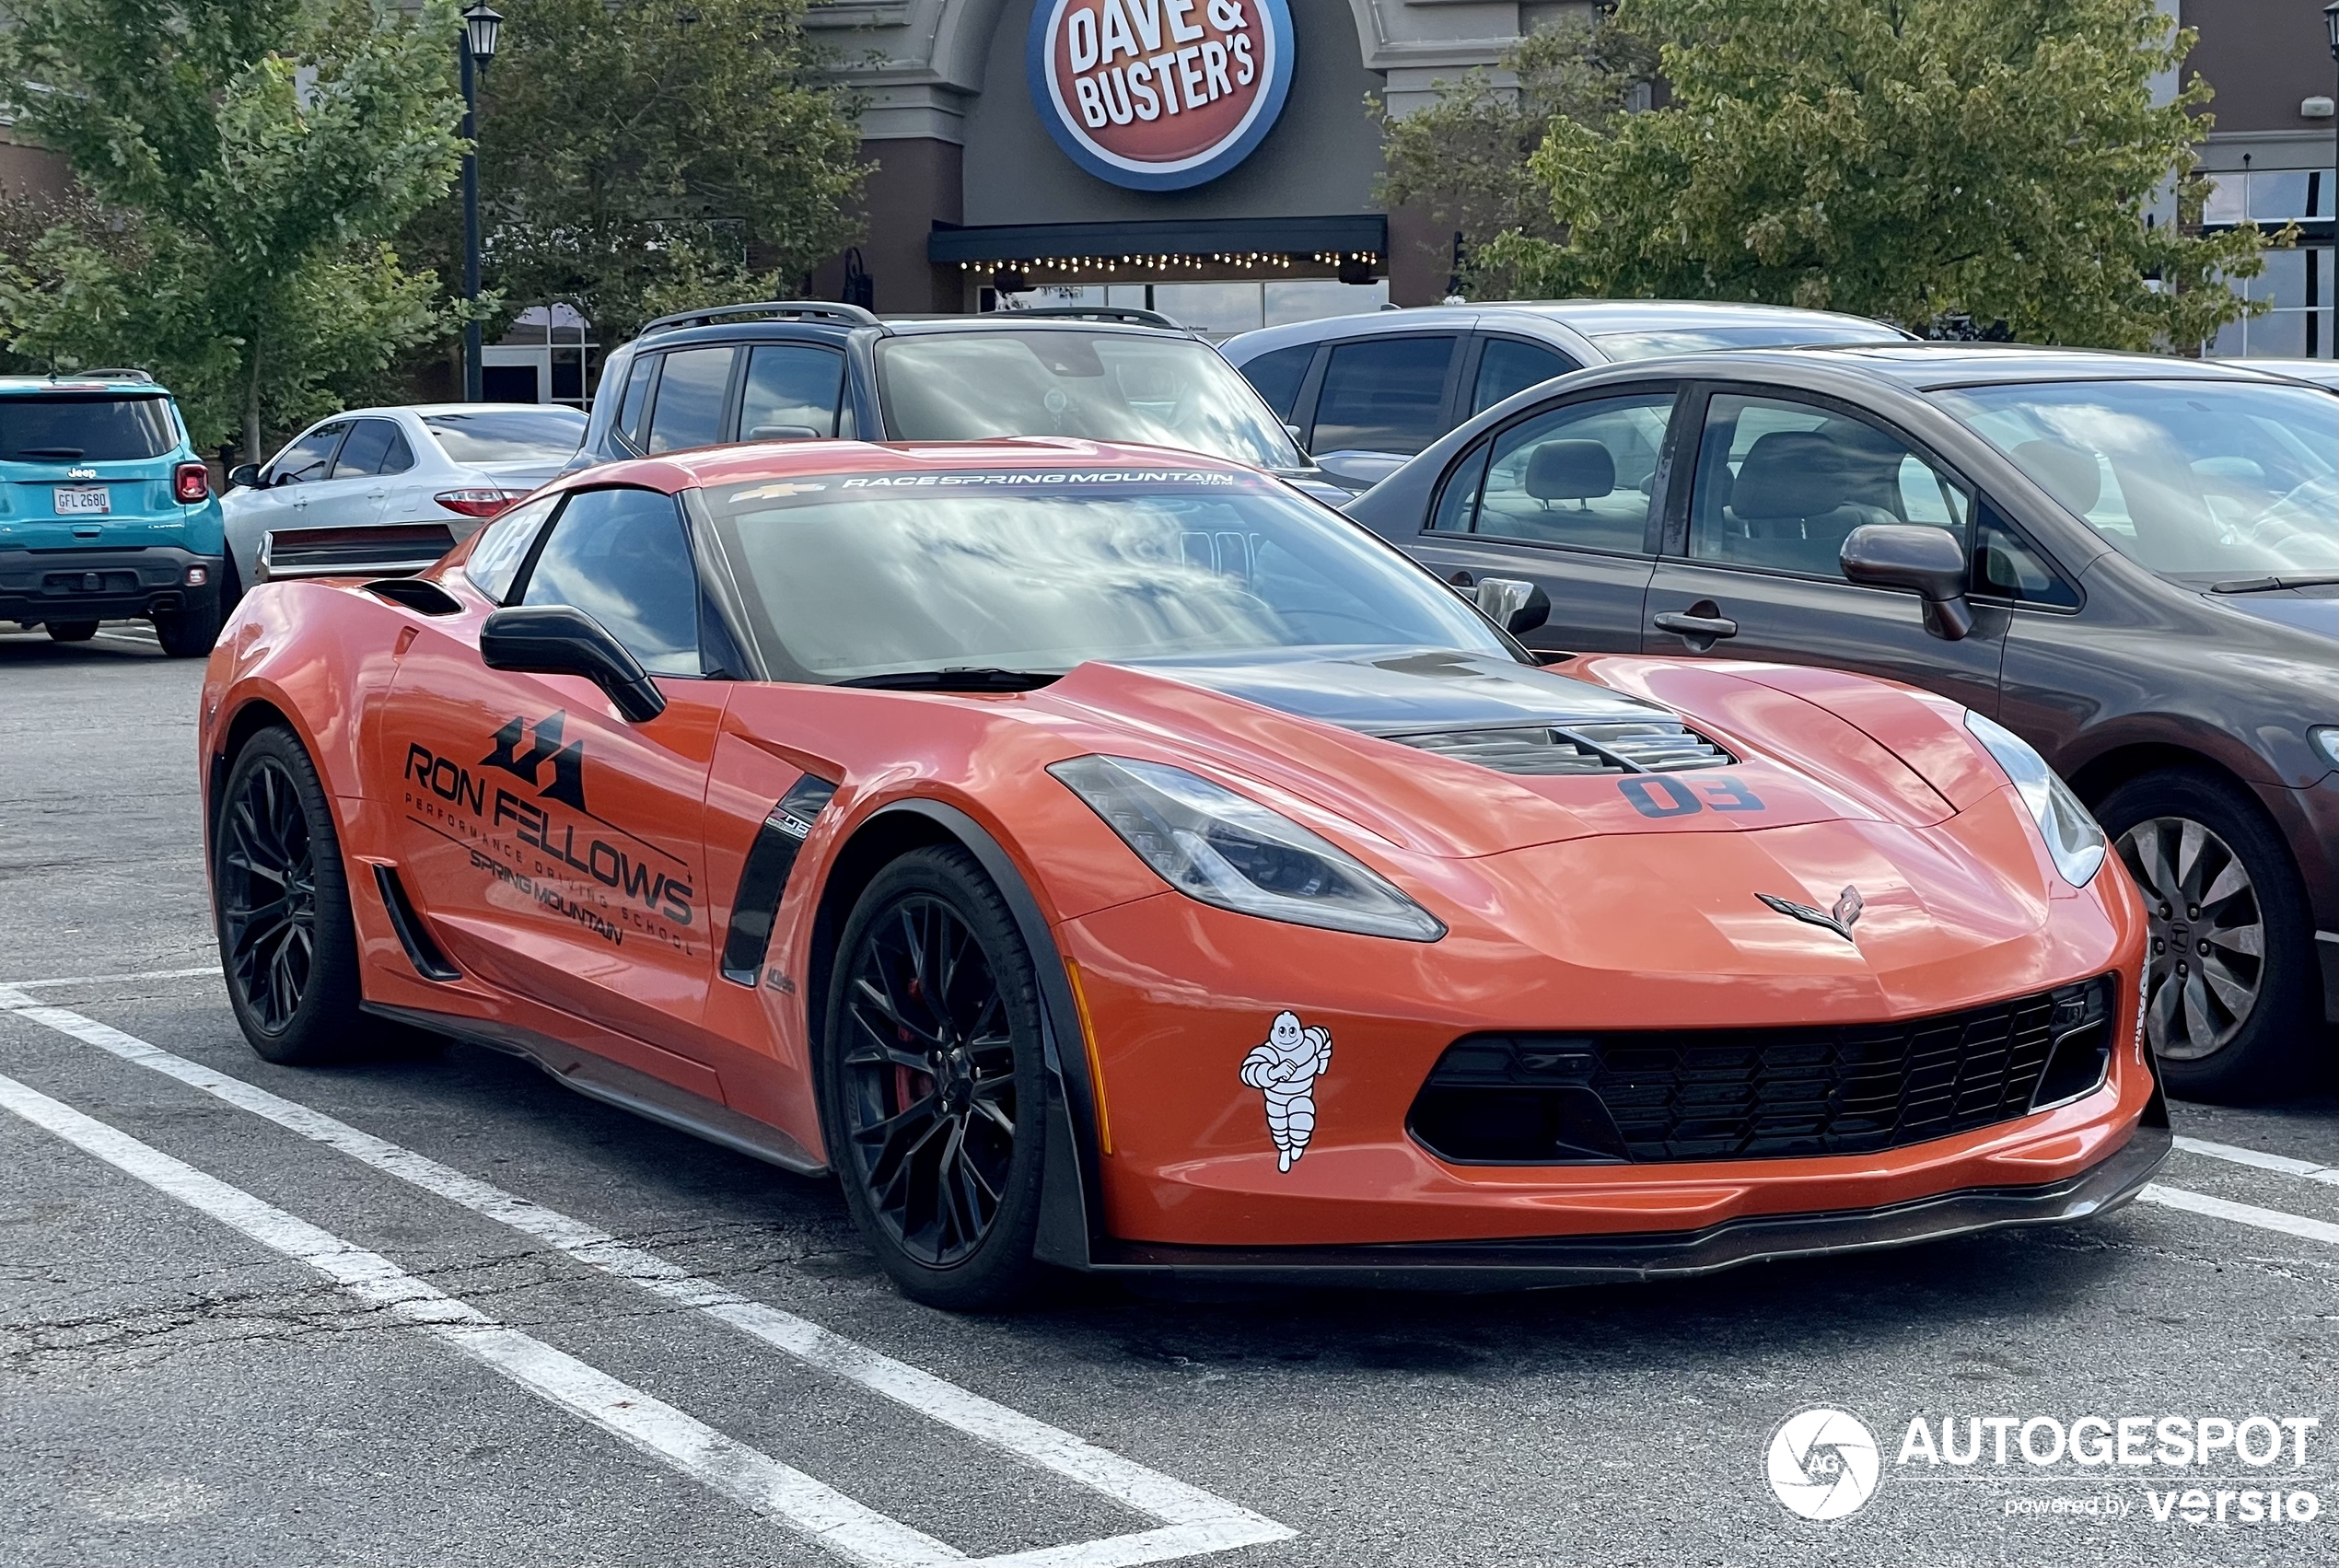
[200,437,2169,1307]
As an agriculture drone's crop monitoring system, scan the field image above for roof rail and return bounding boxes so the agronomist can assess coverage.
[52,366,155,383]
[997,306,1189,332]
[637,300,883,337]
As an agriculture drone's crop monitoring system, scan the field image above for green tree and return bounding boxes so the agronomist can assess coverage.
[0,0,465,454]
[422,0,869,349]
[1400,0,2276,349]
[1374,13,1656,297]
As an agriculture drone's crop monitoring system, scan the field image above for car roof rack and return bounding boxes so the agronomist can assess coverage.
[637,300,883,336]
[50,367,155,383]
[995,306,1189,332]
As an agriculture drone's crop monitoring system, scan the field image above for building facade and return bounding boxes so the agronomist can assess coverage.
[805,0,1567,319]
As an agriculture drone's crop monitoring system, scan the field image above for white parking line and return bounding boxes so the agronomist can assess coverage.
[2174,1134,2339,1187]
[2139,1184,2339,1247]
[6,966,220,990]
[0,1067,966,1568]
[0,987,1294,1567]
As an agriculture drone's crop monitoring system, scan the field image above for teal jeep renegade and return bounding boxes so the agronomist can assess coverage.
[0,371,227,657]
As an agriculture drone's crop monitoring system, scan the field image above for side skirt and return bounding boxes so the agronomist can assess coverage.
[362,1000,827,1177]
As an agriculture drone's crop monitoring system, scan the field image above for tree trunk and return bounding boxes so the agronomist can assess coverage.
[244,339,264,465]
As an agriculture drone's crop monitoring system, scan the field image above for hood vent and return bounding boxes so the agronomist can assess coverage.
[1382,719,1733,777]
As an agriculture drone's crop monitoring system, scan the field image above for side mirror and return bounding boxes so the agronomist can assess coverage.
[1474,575,1551,637]
[1841,524,1973,641]
[746,424,821,442]
[479,605,668,723]
[227,463,262,490]
[1312,449,1411,492]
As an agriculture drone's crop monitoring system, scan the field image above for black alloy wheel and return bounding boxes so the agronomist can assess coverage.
[214,726,373,1064]
[2097,769,2312,1102]
[822,846,1047,1308]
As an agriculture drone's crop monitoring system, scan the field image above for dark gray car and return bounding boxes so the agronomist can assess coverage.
[1347,344,2338,1099]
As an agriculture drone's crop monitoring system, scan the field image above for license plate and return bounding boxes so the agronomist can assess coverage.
[54,485,111,517]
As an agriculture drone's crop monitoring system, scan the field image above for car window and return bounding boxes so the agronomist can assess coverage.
[518,486,703,675]
[0,395,178,462]
[1428,440,1493,535]
[1467,394,1675,553]
[1310,337,1455,454]
[1930,379,2339,581]
[422,410,588,464]
[1974,505,2079,609]
[739,345,844,440]
[1471,339,1576,415]
[331,419,407,479]
[1688,394,1969,578]
[462,492,562,603]
[270,423,348,484]
[1238,344,1316,423]
[876,331,1303,470]
[644,347,736,454]
[615,354,657,447]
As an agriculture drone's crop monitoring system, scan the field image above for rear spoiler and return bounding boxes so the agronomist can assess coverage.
[258,523,457,582]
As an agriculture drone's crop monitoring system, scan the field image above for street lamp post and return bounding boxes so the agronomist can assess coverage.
[459,6,504,402]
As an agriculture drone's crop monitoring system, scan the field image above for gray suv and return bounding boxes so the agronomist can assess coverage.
[1222,300,1911,489]
[1348,344,2338,1100]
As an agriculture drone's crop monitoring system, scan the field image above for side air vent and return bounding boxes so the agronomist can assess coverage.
[719,773,839,987]
[1384,720,1733,776]
[373,865,460,981]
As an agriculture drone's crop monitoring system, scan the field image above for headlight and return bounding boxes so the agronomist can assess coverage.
[1963,712,2106,888]
[2311,726,2339,771]
[1049,755,1446,941]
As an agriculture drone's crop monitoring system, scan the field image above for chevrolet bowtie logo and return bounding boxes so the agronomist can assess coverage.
[1758,885,1865,943]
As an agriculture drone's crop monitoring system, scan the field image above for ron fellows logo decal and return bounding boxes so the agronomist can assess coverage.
[1239,1010,1332,1172]
[1757,884,1865,944]
[1028,0,1295,191]
[400,713,697,955]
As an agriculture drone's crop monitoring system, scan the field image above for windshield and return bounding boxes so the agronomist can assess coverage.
[875,331,1305,470]
[706,468,1510,681]
[0,395,177,462]
[1931,379,2339,581]
[1587,321,1905,361]
[423,410,588,464]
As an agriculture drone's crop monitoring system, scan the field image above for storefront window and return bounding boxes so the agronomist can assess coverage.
[2201,169,2336,359]
[988,280,1388,339]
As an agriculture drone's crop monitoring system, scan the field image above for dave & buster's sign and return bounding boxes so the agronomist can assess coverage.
[1027,0,1295,191]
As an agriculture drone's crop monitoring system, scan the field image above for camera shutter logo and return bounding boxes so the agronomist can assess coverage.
[1027,0,1297,191]
[1766,1407,1881,1520]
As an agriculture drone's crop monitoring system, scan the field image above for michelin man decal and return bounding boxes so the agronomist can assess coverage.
[1239,1011,1333,1172]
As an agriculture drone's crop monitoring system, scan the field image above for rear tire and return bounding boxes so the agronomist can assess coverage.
[214,726,374,1064]
[819,846,1049,1311]
[44,621,98,643]
[155,593,223,658]
[2097,769,2312,1103]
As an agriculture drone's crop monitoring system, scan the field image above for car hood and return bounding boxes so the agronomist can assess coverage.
[2197,587,2339,641]
[1030,650,1969,862]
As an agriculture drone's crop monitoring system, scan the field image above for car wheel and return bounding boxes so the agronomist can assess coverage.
[820,845,1049,1310]
[44,621,98,643]
[214,726,373,1064]
[2097,770,2312,1102]
[155,594,224,659]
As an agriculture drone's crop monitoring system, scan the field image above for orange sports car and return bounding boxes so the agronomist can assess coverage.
[200,438,2170,1308]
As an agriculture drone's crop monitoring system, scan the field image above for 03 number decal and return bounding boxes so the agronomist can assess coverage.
[1618,774,1767,819]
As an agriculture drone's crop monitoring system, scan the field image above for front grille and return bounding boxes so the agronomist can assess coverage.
[1383,719,1733,777]
[1409,977,2115,1164]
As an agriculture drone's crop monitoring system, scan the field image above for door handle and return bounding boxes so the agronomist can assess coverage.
[1652,610,1739,639]
[1652,605,1739,653]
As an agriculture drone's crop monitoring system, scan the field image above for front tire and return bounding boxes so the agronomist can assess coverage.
[44,620,98,643]
[2098,769,2312,1102]
[820,846,1049,1310]
[214,726,373,1064]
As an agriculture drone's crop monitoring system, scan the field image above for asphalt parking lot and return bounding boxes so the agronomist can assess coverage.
[2,626,2333,1568]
